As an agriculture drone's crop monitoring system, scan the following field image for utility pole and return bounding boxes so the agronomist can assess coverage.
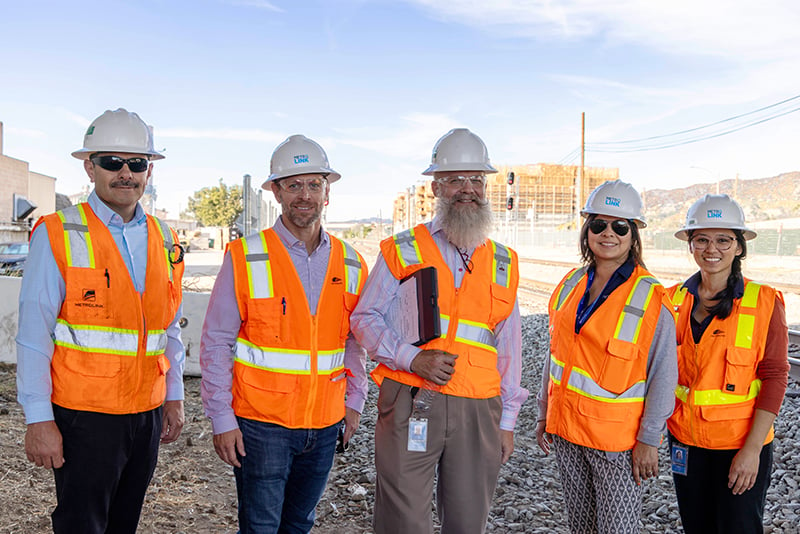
[575,112,585,230]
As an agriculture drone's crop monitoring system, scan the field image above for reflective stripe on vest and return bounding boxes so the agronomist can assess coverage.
[57,205,95,269]
[492,241,512,288]
[552,267,587,311]
[340,239,363,295]
[671,286,688,312]
[391,230,510,285]
[614,276,659,344]
[736,282,760,349]
[549,354,565,384]
[54,319,167,357]
[242,232,274,299]
[235,339,345,375]
[676,379,762,405]
[568,367,646,403]
[152,217,177,282]
[440,314,497,353]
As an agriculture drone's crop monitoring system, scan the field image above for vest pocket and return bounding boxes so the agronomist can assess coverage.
[599,338,640,395]
[62,352,122,378]
[64,268,114,321]
[723,346,757,395]
[577,394,633,422]
[247,298,283,343]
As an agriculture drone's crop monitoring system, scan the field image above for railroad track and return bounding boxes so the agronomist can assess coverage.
[790,330,800,382]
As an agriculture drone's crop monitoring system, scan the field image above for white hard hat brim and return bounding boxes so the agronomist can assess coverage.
[71,147,165,161]
[422,162,498,175]
[580,209,647,228]
[261,168,341,189]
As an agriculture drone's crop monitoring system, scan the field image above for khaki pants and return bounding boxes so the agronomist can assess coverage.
[373,379,503,534]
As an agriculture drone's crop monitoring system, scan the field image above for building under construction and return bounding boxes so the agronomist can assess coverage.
[392,163,619,232]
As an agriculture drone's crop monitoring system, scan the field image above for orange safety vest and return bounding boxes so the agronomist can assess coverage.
[38,203,183,414]
[228,229,367,429]
[666,280,780,449]
[370,224,518,399]
[546,265,670,452]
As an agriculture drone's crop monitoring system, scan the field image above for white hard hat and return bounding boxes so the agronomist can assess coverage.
[581,180,646,228]
[264,134,340,187]
[422,128,498,175]
[675,194,756,241]
[71,108,164,160]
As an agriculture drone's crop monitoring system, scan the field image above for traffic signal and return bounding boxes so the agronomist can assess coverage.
[506,197,514,210]
[229,225,242,241]
[507,171,515,185]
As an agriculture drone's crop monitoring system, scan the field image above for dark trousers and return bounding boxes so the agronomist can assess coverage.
[670,435,773,534]
[52,404,163,534]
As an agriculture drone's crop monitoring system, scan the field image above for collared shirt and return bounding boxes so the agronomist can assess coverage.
[349,216,528,431]
[199,216,369,435]
[16,190,185,424]
[575,259,635,333]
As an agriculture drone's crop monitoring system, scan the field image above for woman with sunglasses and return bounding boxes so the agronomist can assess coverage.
[536,180,678,533]
[667,194,789,533]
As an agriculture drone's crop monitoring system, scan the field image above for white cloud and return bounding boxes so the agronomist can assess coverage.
[406,0,800,61]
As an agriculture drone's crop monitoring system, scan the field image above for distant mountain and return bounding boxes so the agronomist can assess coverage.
[643,172,800,230]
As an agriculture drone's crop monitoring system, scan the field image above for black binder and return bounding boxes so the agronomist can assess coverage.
[399,266,441,346]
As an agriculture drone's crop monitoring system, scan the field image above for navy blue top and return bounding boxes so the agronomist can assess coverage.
[575,259,635,334]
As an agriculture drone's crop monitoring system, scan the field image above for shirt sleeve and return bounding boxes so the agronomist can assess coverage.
[344,334,368,414]
[755,297,789,415]
[164,303,185,401]
[494,299,529,431]
[349,253,422,372]
[16,224,64,424]
[637,304,679,447]
[199,252,242,435]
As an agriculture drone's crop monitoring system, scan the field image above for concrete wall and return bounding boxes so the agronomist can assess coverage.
[0,277,210,377]
[28,171,57,220]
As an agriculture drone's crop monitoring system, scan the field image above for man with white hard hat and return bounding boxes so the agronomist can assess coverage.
[350,128,528,533]
[16,108,185,533]
[200,134,369,533]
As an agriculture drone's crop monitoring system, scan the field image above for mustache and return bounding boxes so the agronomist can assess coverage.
[453,192,488,206]
[111,180,140,188]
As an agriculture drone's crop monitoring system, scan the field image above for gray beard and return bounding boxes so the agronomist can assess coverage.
[436,194,494,250]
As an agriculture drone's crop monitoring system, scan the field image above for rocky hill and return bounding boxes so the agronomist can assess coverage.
[643,171,800,230]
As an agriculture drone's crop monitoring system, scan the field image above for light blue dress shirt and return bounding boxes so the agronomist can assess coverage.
[16,191,185,424]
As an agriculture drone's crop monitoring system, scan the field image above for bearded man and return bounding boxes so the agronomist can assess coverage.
[199,135,368,534]
[350,128,528,534]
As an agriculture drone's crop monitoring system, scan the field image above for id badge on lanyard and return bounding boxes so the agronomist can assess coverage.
[408,417,428,452]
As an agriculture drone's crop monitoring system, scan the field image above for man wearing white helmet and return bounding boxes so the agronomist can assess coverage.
[16,108,185,533]
[200,134,368,533]
[350,128,527,533]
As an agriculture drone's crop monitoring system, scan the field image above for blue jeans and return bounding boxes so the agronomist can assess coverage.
[234,417,339,534]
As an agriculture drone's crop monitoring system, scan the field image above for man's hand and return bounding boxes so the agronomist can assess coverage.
[500,430,515,464]
[410,349,458,386]
[25,421,64,469]
[161,400,185,444]
[632,441,658,485]
[343,407,361,445]
[213,428,246,467]
[535,420,552,455]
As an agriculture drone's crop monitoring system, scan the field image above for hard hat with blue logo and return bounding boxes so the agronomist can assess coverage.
[422,128,498,175]
[71,108,164,160]
[264,134,341,187]
[581,180,646,228]
[674,194,755,241]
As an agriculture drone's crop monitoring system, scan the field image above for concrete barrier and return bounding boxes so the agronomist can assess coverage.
[0,276,209,377]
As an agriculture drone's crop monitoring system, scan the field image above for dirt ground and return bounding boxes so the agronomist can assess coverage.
[0,363,372,534]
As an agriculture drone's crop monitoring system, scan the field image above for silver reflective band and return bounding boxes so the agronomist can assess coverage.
[243,233,274,299]
[235,340,345,374]
[54,320,139,356]
[439,314,496,352]
[59,205,93,269]
[341,240,363,294]
[393,229,422,268]
[614,276,659,344]
[549,354,565,383]
[553,267,587,311]
[146,331,168,355]
[493,242,512,288]
[567,368,646,402]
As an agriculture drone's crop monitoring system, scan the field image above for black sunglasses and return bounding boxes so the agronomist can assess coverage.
[588,218,631,236]
[91,155,150,173]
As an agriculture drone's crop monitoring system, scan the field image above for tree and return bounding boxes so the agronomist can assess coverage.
[186,179,243,227]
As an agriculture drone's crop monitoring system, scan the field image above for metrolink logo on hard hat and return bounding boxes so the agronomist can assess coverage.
[707,209,723,219]
[604,196,621,207]
[86,126,95,136]
[294,154,309,164]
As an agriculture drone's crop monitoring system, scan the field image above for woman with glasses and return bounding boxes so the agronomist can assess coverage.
[667,194,789,533]
[536,180,678,533]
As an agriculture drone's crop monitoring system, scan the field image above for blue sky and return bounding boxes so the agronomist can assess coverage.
[2,0,800,222]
